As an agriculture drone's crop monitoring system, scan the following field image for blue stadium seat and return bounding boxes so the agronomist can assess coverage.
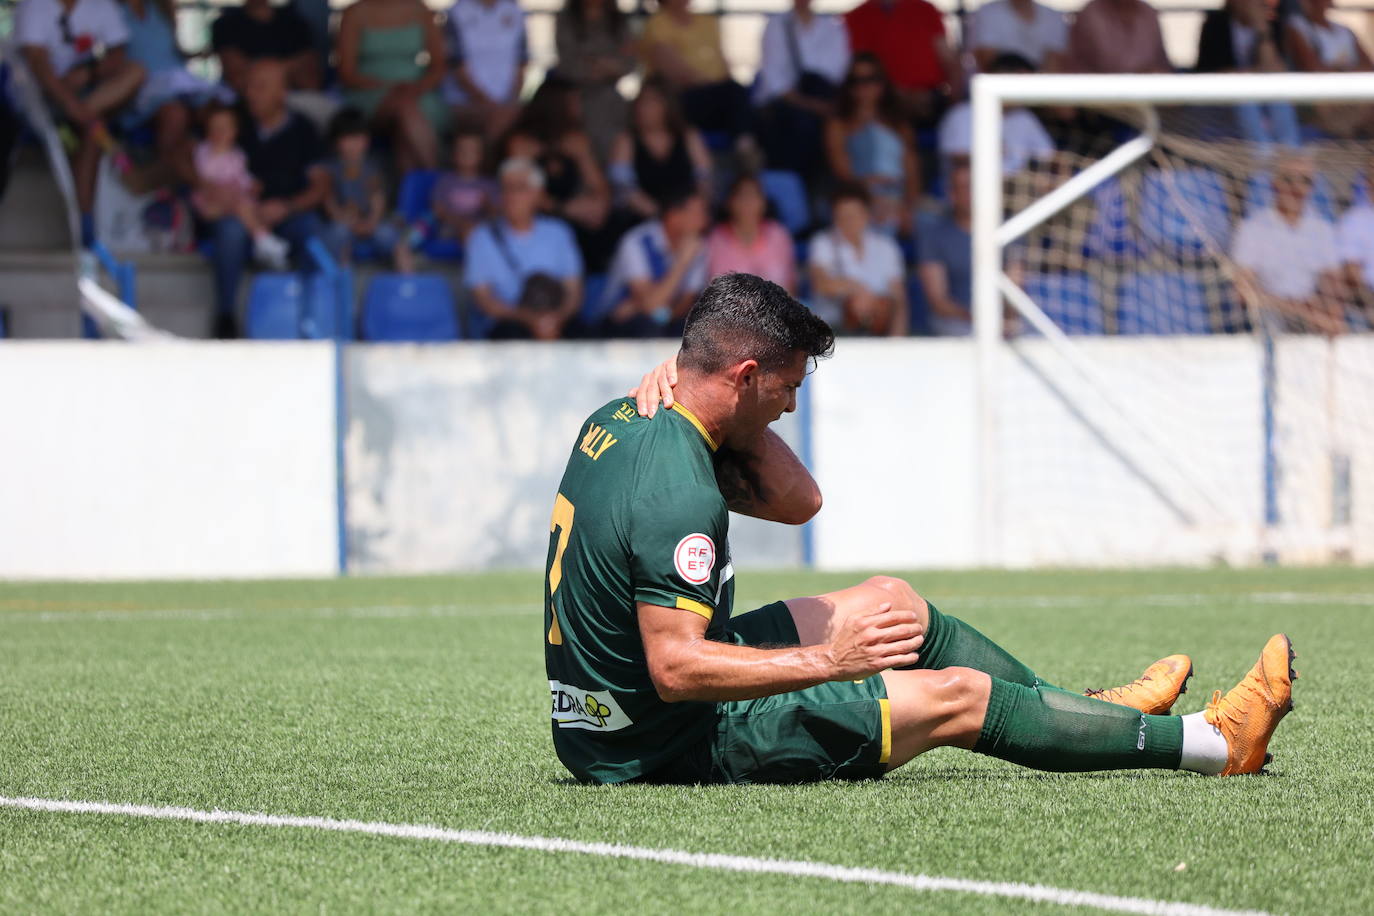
[245,273,340,340]
[398,169,440,222]
[905,273,933,336]
[580,272,609,325]
[361,274,460,342]
[760,170,810,235]
[397,170,463,261]
[1139,168,1232,258]
[1021,272,1105,335]
[1084,178,1138,259]
[1115,271,1215,335]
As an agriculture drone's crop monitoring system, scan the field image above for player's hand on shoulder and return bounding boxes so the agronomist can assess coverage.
[824,603,924,680]
[629,353,679,418]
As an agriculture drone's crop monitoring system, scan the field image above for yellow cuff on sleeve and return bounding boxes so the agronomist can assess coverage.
[675,596,714,620]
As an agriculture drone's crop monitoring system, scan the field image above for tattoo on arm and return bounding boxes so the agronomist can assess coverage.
[714,446,766,510]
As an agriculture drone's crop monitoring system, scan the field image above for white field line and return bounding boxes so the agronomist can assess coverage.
[0,795,1271,916]
[0,591,1368,624]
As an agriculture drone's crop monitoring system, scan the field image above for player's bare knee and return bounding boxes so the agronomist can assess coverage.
[921,667,988,717]
[865,575,928,623]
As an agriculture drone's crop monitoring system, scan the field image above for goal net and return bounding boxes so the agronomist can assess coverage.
[971,74,1374,568]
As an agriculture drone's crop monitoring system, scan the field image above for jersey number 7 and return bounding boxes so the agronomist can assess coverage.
[546,493,575,645]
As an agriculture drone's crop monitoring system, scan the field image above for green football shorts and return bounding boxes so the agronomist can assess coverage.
[638,601,892,785]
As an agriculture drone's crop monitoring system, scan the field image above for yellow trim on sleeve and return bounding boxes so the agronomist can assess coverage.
[669,403,719,452]
[675,596,714,620]
[878,698,892,764]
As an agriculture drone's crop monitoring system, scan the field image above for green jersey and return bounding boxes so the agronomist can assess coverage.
[544,397,735,784]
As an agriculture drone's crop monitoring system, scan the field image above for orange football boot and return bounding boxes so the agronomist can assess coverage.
[1084,654,1193,715]
[1204,634,1297,776]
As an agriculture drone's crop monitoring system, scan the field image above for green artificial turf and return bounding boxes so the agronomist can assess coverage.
[1,567,1370,914]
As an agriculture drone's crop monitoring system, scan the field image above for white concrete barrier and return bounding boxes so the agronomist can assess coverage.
[0,342,338,579]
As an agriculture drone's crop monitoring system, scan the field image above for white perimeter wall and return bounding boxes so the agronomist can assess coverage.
[2,336,1370,579]
[0,342,339,579]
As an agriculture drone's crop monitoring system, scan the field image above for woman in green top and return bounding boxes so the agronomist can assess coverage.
[337,0,449,171]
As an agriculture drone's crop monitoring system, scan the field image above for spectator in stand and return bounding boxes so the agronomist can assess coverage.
[609,78,713,221]
[918,161,973,335]
[205,60,326,338]
[465,158,584,340]
[1284,0,1374,137]
[15,0,145,242]
[426,126,496,243]
[443,0,527,141]
[118,0,227,187]
[555,0,636,164]
[1231,151,1348,334]
[967,0,1068,72]
[808,181,907,335]
[211,0,319,95]
[1196,0,1300,147]
[937,53,1054,176]
[639,0,758,160]
[1068,0,1172,73]
[319,107,409,270]
[824,53,919,235]
[706,173,797,292]
[190,101,290,270]
[505,76,617,271]
[1336,156,1374,327]
[844,0,962,123]
[754,0,850,181]
[337,0,448,172]
[600,187,710,338]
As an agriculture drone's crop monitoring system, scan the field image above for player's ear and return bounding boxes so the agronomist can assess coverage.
[728,359,760,390]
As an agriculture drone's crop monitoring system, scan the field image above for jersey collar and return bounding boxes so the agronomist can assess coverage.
[669,402,718,452]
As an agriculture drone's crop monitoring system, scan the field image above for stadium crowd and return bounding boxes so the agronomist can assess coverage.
[10,0,1374,338]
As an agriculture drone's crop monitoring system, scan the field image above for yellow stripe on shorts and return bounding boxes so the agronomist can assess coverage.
[878,698,892,764]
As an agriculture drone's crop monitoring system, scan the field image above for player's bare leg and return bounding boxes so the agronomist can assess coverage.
[881,666,992,766]
[785,575,928,647]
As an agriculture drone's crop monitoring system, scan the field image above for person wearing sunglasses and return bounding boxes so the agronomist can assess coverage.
[16,0,146,242]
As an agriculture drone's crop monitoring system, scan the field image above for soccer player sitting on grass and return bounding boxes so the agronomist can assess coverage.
[544,272,1296,785]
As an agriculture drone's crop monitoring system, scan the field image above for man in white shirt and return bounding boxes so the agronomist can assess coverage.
[1231,153,1347,334]
[15,0,145,236]
[600,188,710,338]
[444,0,527,139]
[936,53,1055,176]
[754,0,849,179]
[968,0,1069,71]
[807,182,908,335]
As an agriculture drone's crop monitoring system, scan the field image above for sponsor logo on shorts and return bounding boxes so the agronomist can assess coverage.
[674,533,715,585]
[549,680,633,731]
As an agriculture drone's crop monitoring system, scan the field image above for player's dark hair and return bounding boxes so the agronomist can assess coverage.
[678,273,835,375]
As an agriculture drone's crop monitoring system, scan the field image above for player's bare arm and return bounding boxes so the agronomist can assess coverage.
[637,599,922,702]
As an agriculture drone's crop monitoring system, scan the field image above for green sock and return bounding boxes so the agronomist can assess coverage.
[974,677,1183,772]
[917,604,1067,692]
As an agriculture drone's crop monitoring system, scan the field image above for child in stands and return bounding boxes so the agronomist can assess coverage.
[190,102,290,269]
[320,107,410,270]
[429,127,496,242]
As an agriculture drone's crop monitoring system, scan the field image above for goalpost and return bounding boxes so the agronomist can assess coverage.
[971,73,1374,568]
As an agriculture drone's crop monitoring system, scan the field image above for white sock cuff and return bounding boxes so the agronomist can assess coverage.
[1179,710,1228,775]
